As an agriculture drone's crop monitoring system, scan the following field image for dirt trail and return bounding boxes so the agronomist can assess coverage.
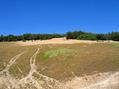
[82,72,119,89]
[15,47,68,89]
[0,45,119,89]
[0,51,26,89]
[0,51,26,76]
[65,71,119,89]
[0,46,68,89]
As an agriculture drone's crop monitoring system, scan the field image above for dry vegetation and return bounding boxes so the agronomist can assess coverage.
[0,40,119,89]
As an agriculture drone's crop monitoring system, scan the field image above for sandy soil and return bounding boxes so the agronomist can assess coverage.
[16,38,119,46]
[65,71,119,89]
[16,38,98,46]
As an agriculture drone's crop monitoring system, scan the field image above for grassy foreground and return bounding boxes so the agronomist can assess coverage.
[0,42,119,81]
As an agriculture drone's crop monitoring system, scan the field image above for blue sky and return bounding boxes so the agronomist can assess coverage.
[0,0,119,35]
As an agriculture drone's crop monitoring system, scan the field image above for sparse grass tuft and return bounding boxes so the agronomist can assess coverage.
[40,48,73,59]
[110,43,119,47]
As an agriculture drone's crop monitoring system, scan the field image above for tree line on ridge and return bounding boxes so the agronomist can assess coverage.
[0,31,119,42]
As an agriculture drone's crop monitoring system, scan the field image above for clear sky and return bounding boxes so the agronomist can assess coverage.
[0,0,119,35]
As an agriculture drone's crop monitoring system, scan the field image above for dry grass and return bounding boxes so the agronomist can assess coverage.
[35,43,119,81]
[0,42,119,89]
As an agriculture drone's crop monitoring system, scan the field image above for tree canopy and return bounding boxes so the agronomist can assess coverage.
[0,34,65,42]
[0,31,119,42]
[66,31,119,41]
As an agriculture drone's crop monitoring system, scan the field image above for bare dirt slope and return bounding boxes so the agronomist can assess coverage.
[16,37,119,46]
[16,38,98,46]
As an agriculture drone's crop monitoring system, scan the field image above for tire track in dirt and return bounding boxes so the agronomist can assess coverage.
[0,46,69,89]
[0,51,26,76]
[0,51,26,89]
[65,71,119,89]
[1,45,119,89]
[81,71,119,89]
[15,48,42,89]
[15,46,69,89]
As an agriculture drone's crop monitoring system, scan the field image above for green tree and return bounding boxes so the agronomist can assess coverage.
[111,32,119,41]
[66,31,85,39]
[77,33,97,40]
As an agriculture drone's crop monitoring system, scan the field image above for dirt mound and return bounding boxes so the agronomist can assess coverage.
[16,38,98,46]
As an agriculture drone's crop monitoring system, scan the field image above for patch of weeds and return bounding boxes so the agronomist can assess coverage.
[40,48,73,60]
[110,43,119,47]
[112,59,119,67]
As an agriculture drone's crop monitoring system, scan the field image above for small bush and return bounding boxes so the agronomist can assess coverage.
[77,34,97,40]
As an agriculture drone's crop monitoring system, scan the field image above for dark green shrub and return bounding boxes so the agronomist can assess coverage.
[77,34,97,40]
[111,32,119,41]
[66,31,85,39]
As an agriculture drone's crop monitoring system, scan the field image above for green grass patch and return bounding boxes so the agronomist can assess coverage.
[41,48,73,60]
[110,43,119,47]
